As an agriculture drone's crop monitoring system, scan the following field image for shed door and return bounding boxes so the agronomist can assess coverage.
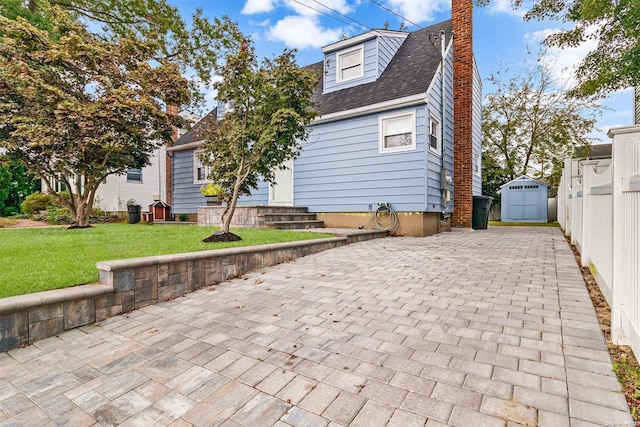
[507,184,544,220]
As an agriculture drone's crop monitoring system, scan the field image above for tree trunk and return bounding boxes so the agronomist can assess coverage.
[72,197,92,228]
[222,175,243,233]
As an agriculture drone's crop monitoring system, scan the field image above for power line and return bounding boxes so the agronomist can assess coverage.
[308,0,372,31]
[288,0,371,32]
[368,0,424,30]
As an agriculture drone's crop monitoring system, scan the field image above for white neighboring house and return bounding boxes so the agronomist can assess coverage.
[94,145,168,212]
[41,146,167,213]
[42,110,198,214]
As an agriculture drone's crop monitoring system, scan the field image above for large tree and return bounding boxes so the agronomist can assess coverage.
[1,0,240,99]
[0,11,191,227]
[198,39,317,240]
[475,0,639,98]
[482,60,602,196]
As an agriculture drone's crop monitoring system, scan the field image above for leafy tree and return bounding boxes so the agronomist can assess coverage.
[0,11,190,227]
[198,39,317,240]
[482,60,602,198]
[1,0,240,97]
[0,158,40,216]
[481,152,511,205]
[475,0,640,98]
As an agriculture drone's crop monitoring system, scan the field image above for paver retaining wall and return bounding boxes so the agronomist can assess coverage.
[0,237,351,352]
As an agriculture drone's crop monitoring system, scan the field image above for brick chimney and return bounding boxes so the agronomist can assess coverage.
[451,0,473,228]
[166,104,179,205]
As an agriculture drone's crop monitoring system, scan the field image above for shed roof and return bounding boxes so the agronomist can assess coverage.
[500,175,549,189]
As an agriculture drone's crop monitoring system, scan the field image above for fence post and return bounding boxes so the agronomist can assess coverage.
[609,125,640,348]
[570,159,583,247]
[562,157,572,236]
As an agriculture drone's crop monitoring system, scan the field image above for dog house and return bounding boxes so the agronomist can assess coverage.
[142,200,172,222]
[500,176,549,222]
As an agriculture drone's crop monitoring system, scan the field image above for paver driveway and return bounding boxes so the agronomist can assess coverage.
[0,227,634,426]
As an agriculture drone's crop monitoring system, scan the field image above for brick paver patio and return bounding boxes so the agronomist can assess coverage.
[0,227,633,426]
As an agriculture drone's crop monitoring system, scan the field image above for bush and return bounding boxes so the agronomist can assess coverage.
[0,217,18,228]
[178,213,188,221]
[46,208,71,225]
[21,192,55,214]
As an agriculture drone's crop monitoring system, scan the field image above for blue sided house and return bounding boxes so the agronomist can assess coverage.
[168,16,482,236]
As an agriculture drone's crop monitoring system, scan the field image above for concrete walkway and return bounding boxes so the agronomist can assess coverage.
[0,227,633,426]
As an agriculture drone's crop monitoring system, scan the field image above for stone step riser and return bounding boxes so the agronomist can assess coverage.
[259,214,318,222]
[266,220,325,230]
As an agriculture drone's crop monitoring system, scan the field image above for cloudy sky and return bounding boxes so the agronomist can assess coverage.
[170,0,632,142]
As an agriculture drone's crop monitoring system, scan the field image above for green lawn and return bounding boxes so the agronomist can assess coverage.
[0,224,333,298]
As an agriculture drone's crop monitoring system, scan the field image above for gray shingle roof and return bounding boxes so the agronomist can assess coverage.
[311,20,452,116]
[172,108,217,147]
[173,19,452,144]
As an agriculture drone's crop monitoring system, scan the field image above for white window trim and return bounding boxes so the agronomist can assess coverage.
[336,46,364,83]
[379,111,416,154]
[429,115,441,154]
[126,168,143,183]
[193,149,211,184]
[475,151,482,176]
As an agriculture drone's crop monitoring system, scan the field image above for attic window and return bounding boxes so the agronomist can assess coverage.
[379,112,415,153]
[337,47,363,82]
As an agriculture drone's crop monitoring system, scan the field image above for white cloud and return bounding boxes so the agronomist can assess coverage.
[385,0,449,24]
[485,0,527,18]
[268,15,344,49]
[524,27,598,87]
[242,0,276,14]
[249,18,271,27]
[283,0,353,17]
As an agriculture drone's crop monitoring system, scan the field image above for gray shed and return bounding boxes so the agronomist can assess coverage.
[500,176,549,222]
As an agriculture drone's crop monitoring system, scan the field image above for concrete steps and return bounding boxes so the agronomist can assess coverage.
[258,206,325,230]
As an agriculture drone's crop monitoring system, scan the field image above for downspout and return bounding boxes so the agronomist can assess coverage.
[440,30,451,216]
[441,30,446,160]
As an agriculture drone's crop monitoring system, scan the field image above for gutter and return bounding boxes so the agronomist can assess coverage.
[313,93,427,125]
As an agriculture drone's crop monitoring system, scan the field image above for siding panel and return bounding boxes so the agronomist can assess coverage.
[295,107,427,212]
[377,36,406,77]
[172,149,269,214]
[423,45,454,213]
[472,61,483,195]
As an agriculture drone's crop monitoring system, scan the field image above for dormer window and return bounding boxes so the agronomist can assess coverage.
[337,46,363,83]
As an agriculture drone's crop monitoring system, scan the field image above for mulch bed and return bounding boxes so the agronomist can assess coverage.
[202,231,242,243]
[568,238,640,422]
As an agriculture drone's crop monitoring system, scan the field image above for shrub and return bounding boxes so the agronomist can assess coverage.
[0,217,18,228]
[46,208,71,225]
[21,192,55,214]
[178,213,189,221]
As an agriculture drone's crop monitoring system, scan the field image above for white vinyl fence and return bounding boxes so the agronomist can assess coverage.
[559,125,640,356]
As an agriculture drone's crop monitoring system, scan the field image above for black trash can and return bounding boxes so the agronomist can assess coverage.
[472,195,493,230]
[127,204,141,224]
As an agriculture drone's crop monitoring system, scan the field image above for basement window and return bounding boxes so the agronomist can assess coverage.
[379,112,416,153]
